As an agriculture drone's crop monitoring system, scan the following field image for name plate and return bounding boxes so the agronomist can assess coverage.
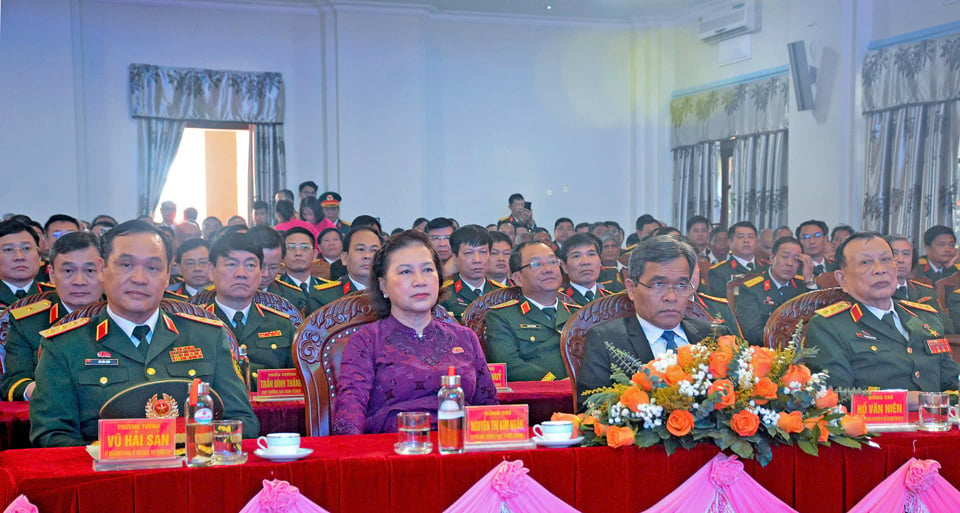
[487,363,508,389]
[850,390,908,425]
[255,369,304,398]
[464,405,529,446]
[98,418,176,460]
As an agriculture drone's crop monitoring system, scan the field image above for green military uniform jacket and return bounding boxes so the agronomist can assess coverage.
[266,278,309,314]
[313,278,363,309]
[201,302,295,375]
[561,284,613,307]
[706,257,767,298]
[439,275,504,323]
[810,258,836,277]
[485,297,580,382]
[0,294,69,401]
[165,282,206,300]
[335,219,352,235]
[276,274,331,314]
[0,281,55,310]
[917,259,960,284]
[805,299,960,391]
[694,293,742,338]
[597,267,625,293]
[735,272,810,346]
[942,287,960,334]
[29,309,259,447]
[894,280,936,303]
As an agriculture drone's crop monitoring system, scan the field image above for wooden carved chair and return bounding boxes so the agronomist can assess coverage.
[726,273,761,315]
[462,287,525,355]
[0,291,59,374]
[292,292,455,436]
[189,289,304,329]
[697,259,712,290]
[761,288,850,349]
[815,270,839,289]
[310,259,332,281]
[57,300,243,361]
[935,273,960,312]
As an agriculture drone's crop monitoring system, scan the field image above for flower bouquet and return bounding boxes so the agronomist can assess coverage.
[577,329,874,466]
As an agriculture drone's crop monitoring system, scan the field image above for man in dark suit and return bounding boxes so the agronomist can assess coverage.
[577,236,721,410]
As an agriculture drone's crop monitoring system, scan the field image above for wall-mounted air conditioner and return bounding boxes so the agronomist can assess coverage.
[699,1,759,44]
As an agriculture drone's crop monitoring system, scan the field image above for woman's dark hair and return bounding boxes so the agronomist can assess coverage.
[300,197,323,225]
[368,230,444,319]
[275,200,295,222]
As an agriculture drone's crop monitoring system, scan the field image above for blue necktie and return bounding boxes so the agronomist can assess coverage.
[662,330,678,352]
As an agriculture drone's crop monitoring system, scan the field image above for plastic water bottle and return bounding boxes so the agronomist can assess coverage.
[185,379,214,467]
[438,366,465,454]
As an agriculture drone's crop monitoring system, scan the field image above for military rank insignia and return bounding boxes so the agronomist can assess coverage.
[257,330,282,338]
[169,346,203,362]
[927,338,951,354]
[145,393,179,418]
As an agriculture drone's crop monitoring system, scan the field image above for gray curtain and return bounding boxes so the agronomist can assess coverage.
[251,124,287,219]
[862,32,960,243]
[137,119,186,216]
[128,63,286,216]
[730,132,788,229]
[670,72,790,228]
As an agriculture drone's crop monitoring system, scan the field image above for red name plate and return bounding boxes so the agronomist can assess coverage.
[464,405,529,444]
[256,369,304,397]
[487,363,508,389]
[850,390,908,424]
[98,418,176,460]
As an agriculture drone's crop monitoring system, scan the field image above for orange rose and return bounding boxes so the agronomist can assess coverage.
[815,389,839,409]
[707,379,736,409]
[581,415,597,426]
[632,367,662,391]
[841,414,868,437]
[663,365,692,386]
[606,426,635,448]
[717,335,737,355]
[551,412,581,437]
[803,416,829,442]
[781,364,812,387]
[620,386,650,413]
[708,351,732,378]
[730,410,760,437]
[752,377,779,405]
[777,411,804,434]
[594,422,608,437]
[677,345,694,369]
[751,347,775,378]
[666,409,695,437]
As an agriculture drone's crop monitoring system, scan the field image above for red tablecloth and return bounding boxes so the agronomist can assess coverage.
[0,428,958,513]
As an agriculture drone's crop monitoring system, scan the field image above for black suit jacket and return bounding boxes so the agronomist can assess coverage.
[576,316,721,410]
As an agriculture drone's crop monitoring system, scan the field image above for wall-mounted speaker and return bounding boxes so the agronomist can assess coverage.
[788,40,816,111]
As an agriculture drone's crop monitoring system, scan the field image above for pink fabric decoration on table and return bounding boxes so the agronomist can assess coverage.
[849,458,960,513]
[239,480,330,513]
[2,495,38,513]
[642,453,798,513]
[444,460,581,513]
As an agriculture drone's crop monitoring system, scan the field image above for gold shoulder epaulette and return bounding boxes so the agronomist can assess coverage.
[317,277,335,284]
[918,257,929,265]
[39,317,90,338]
[165,289,188,299]
[490,299,519,310]
[175,312,224,327]
[314,281,342,291]
[899,299,938,314]
[441,279,454,289]
[10,299,52,320]
[699,293,728,304]
[275,279,302,292]
[258,304,291,319]
[814,301,852,318]
[794,274,806,281]
[710,260,727,270]
[38,282,55,289]
[204,284,215,291]
[743,276,764,288]
[909,280,933,289]
[489,279,506,289]
[624,243,637,252]
[562,301,580,310]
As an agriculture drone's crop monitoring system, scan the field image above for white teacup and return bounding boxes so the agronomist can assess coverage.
[533,420,574,441]
[257,432,301,455]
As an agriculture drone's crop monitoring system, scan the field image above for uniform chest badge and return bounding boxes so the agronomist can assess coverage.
[258,330,282,338]
[452,346,464,354]
[169,346,204,362]
[145,393,180,418]
[762,296,775,305]
[856,331,877,340]
[97,351,112,358]
[927,338,952,354]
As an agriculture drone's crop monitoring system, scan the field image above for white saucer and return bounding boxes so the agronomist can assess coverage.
[254,448,313,462]
[532,435,584,448]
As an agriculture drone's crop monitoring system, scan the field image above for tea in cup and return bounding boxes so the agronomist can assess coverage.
[257,432,301,455]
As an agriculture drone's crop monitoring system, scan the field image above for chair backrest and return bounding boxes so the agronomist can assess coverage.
[189,289,304,329]
[935,273,960,311]
[310,259,331,281]
[762,288,851,349]
[726,273,760,314]
[57,300,243,361]
[292,292,454,436]
[814,270,839,289]
[462,287,525,355]
[0,291,59,374]
[697,259,712,289]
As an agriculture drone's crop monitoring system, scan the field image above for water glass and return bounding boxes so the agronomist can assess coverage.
[918,392,951,432]
[395,412,432,455]
[211,420,246,464]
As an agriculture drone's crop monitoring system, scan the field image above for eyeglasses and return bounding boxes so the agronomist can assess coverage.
[429,235,451,241]
[800,233,824,240]
[286,243,313,252]
[51,230,76,239]
[518,258,560,271]
[635,280,694,294]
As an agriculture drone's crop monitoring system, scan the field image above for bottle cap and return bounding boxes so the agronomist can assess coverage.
[441,366,460,387]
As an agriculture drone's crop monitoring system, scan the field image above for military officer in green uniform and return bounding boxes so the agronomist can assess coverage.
[487,231,514,286]
[486,241,579,381]
[558,233,613,306]
[795,220,835,277]
[918,225,960,283]
[706,221,768,298]
[196,232,295,386]
[319,191,352,234]
[1,232,104,401]
[885,235,937,303]
[276,227,333,314]
[0,219,55,309]
[735,237,816,346]
[499,193,536,230]
[440,226,503,323]
[29,220,258,447]
[805,232,960,392]
[313,227,381,308]
[165,238,212,300]
[598,266,625,293]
